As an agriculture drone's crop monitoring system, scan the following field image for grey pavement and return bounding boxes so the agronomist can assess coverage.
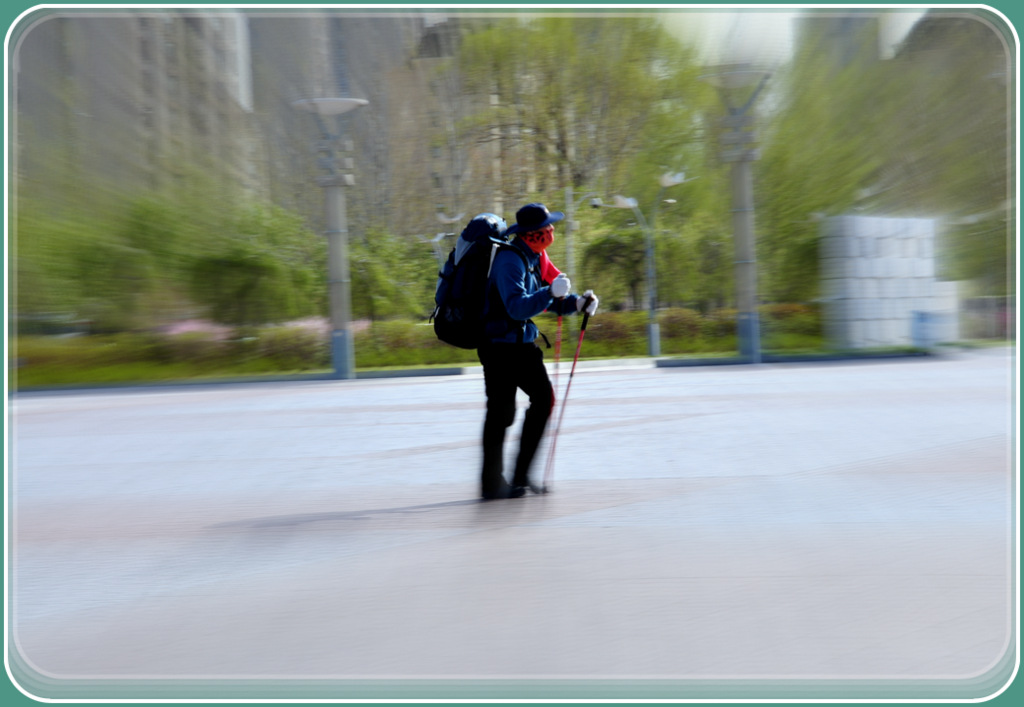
[5,347,1017,701]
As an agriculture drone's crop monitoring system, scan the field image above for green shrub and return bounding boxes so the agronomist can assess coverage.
[365,320,431,350]
[700,308,737,338]
[10,336,93,370]
[585,310,646,343]
[761,332,824,351]
[252,326,330,370]
[10,335,206,387]
[659,308,703,339]
[660,335,738,355]
[355,321,478,368]
[760,303,821,336]
[575,311,644,357]
[147,332,231,365]
[9,302,826,385]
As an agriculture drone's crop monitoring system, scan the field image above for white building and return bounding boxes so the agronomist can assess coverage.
[822,215,961,348]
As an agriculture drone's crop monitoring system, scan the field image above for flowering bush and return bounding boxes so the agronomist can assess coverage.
[659,308,703,339]
[252,325,329,369]
[759,303,821,336]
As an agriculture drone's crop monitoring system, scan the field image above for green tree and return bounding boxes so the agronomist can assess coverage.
[691,218,735,314]
[755,13,1012,301]
[872,17,1012,294]
[14,195,165,331]
[582,228,647,311]
[188,203,326,326]
[456,15,714,312]
[189,247,288,326]
[756,22,883,303]
[458,16,706,195]
[350,228,436,321]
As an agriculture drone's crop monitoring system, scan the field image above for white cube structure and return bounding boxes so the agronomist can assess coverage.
[822,216,962,348]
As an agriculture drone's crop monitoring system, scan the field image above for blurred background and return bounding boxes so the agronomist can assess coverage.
[6,6,1016,386]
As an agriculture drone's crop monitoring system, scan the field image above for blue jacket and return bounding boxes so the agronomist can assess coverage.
[483,237,580,344]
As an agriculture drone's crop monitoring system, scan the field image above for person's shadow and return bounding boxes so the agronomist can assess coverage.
[208,498,489,530]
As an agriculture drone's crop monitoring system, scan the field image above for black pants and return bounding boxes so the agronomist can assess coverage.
[477,342,554,496]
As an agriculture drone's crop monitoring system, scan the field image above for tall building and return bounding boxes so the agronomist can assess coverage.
[139,11,254,193]
[12,9,256,211]
[245,11,426,233]
[12,9,483,237]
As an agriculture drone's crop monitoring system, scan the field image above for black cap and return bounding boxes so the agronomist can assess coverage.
[505,202,565,235]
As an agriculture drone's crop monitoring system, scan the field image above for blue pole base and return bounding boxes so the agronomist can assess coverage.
[647,322,661,358]
[737,312,761,363]
[331,329,356,379]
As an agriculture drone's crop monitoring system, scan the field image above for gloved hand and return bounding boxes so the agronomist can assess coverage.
[550,273,571,299]
[576,290,599,316]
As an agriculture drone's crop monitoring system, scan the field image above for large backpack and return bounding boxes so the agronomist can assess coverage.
[431,213,528,349]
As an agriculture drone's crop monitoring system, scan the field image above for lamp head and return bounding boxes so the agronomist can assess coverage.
[660,172,687,188]
[698,63,770,115]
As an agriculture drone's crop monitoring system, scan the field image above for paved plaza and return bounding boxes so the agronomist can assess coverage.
[5,347,1017,700]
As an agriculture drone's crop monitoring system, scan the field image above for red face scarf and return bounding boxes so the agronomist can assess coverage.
[521,225,555,253]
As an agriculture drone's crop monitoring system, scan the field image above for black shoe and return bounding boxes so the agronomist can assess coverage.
[481,484,526,501]
[513,477,547,495]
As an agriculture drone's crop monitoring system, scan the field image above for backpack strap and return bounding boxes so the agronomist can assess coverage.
[486,241,533,279]
[485,242,540,345]
[486,242,500,279]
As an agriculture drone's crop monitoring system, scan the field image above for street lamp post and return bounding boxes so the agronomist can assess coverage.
[699,63,769,363]
[597,173,695,358]
[628,198,662,357]
[593,194,661,356]
[293,97,368,380]
[563,187,600,287]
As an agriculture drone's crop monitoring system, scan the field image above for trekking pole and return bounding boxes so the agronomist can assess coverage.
[542,297,594,493]
[553,315,563,398]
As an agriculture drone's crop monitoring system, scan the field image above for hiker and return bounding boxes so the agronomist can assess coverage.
[478,202,599,500]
